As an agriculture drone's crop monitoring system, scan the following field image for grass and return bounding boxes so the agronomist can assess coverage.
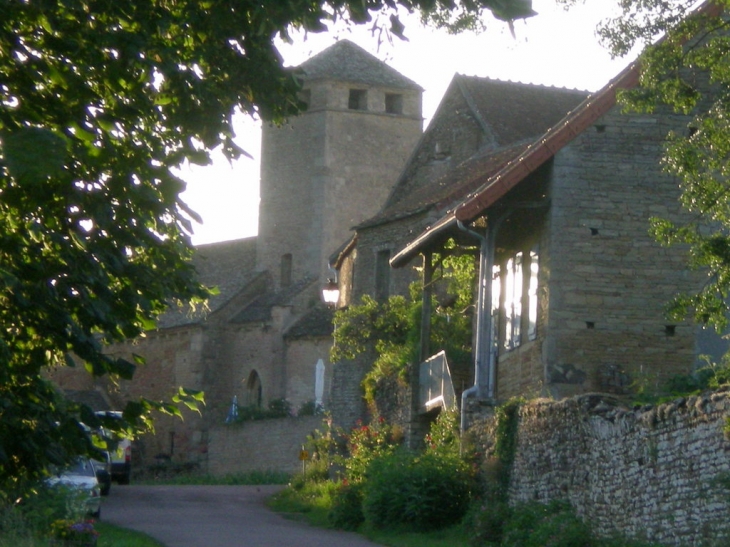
[268,480,338,528]
[96,522,165,547]
[268,483,471,547]
[137,470,291,486]
[0,522,163,547]
[363,526,470,547]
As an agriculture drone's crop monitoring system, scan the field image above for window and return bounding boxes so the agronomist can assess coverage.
[280,253,292,287]
[527,247,539,341]
[504,253,523,350]
[375,249,391,301]
[348,89,367,111]
[385,93,403,114]
[494,247,539,351]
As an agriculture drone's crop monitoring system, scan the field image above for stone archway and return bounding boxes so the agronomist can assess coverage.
[245,370,262,408]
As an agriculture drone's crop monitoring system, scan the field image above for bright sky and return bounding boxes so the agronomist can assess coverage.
[179,0,635,246]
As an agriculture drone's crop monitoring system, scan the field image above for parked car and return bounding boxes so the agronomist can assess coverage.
[46,457,101,518]
[95,411,132,485]
[90,450,112,496]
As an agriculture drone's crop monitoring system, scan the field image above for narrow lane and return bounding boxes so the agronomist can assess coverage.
[103,485,384,547]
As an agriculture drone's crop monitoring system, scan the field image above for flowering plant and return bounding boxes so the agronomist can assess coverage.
[340,416,401,482]
[50,519,99,543]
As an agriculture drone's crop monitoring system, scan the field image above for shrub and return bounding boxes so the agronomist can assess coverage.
[463,498,511,546]
[297,400,324,416]
[328,482,365,531]
[501,501,593,547]
[362,449,473,531]
[424,407,462,457]
[340,416,400,483]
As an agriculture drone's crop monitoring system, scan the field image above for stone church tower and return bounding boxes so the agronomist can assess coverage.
[256,40,424,289]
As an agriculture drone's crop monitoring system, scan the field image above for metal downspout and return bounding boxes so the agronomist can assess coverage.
[457,201,548,436]
[457,219,495,436]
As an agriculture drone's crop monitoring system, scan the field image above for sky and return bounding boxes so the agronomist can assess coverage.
[178,0,637,246]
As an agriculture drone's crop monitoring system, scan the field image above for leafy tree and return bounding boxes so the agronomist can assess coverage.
[0,0,536,498]
[591,1,730,334]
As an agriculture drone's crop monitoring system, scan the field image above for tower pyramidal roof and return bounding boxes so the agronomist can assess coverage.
[298,39,422,91]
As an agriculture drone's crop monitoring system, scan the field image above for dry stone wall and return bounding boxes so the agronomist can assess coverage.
[489,392,730,546]
[206,415,324,475]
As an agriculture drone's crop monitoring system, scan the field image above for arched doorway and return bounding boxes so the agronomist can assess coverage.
[245,370,262,408]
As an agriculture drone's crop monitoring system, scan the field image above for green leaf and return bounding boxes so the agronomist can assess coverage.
[2,127,68,185]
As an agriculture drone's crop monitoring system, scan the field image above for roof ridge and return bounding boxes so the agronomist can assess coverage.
[297,39,422,90]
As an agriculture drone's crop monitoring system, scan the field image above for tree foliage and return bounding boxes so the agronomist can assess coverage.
[331,242,475,401]
[0,0,535,496]
[595,1,730,334]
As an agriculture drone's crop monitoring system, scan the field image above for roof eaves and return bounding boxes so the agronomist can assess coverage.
[391,213,457,267]
[331,233,358,269]
[455,0,724,221]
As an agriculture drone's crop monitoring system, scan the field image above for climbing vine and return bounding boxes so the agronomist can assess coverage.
[331,240,476,403]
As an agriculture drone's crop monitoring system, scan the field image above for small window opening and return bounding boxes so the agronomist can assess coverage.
[595,124,606,133]
[590,228,599,236]
[586,321,595,329]
[281,253,292,287]
[348,89,367,111]
[385,93,403,114]
[665,325,676,337]
[688,126,699,137]
[375,249,391,301]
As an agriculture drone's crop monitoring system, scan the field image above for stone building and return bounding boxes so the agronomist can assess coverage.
[331,74,591,433]
[366,40,728,424]
[52,40,424,469]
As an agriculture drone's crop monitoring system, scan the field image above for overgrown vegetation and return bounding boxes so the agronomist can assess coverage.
[633,357,730,406]
[0,483,160,547]
[332,241,476,404]
[269,405,666,547]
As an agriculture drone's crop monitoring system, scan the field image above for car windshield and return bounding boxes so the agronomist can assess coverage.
[67,458,96,477]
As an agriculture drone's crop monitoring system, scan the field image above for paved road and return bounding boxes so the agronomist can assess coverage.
[103,485,385,547]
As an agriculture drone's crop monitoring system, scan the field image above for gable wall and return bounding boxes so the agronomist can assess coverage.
[545,106,703,398]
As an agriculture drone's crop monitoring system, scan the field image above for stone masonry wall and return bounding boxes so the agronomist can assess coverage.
[471,392,730,546]
[206,415,323,475]
[546,106,702,398]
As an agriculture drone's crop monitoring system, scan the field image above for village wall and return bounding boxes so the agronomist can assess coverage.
[470,392,730,546]
[206,415,324,475]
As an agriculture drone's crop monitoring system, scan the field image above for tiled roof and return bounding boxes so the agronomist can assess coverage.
[285,305,335,339]
[298,39,422,91]
[230,276,316,324]
[361,141,531,228]
[392,1,724,267]
[157,237,258,329]
[358,75,588,230]
[455,75,590,147]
